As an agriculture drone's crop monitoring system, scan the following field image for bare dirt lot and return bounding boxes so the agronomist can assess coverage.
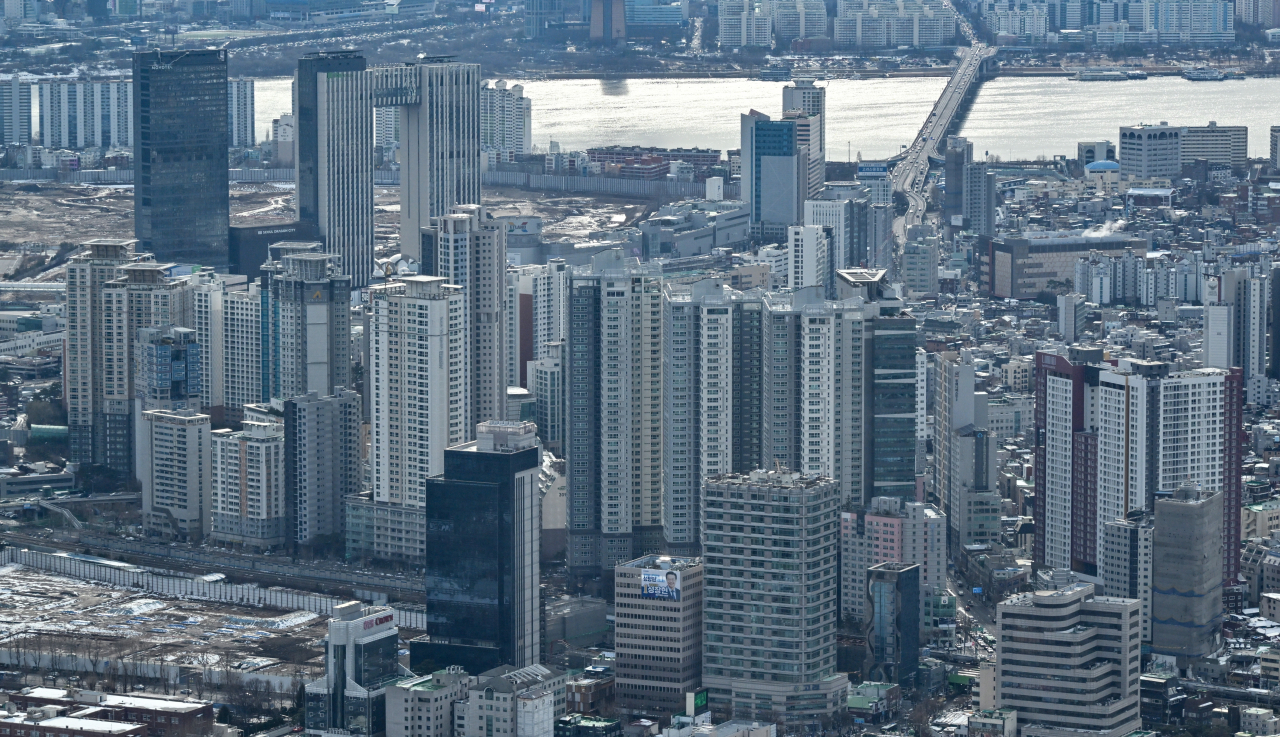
[0,182,301,247]
[0,181,658,253]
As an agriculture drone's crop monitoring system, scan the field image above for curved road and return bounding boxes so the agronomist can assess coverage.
[892,15,995,243]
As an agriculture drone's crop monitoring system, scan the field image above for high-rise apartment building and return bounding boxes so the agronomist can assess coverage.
[840,497,945,632]
[741,111,809,241]
[761,271,916,505]
[994,584,1141,737]
[614,555,703,719]
[529,342,567,455]
[374,105,400,150]
[420,206,507,429]
[134,325,201,414]
[368,276,468,508]
[962,162,996,237]
[102,262,194,476]
[702,471,848,723]
[943,136,972,225]
[210,421,286,550]
[137,408,211,541]
[1271,126,1280,171]
[1034,349,1242,583]
[0,75,32,147]
[409,421,542,672]
[1057,292,1087,343]
[782,108,823,199]
[66,239,146,465]
[262,251,352,401]
[662,281,764,554]
[782,77,825,164]
[717,0,773,46]
[1152,481,1224,665]
[506,258,569,390]
[296,50,369,283]
[805,196,863,271]
[1119,123,1181,178]
[933,354,1001,554]
[284,389,361,548]
[227,77,255,148]
[1100,511,1154,641]
[304,602,402,735]
[865,562,920,687]
[481,80,532,156]
[37,79,132,149]
[566,251,664,577]
[1204,268,1268,403]
[787,224,830,291]
[133,49,229,268]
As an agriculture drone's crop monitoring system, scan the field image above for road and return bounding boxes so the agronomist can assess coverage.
[891,15,995,243]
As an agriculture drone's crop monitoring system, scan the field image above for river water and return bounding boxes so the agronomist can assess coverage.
[254,74,1280,161]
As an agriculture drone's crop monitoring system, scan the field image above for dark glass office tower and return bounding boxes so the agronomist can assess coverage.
[868,312,918,502]
[133,49,229,267]
[415,421,542,673]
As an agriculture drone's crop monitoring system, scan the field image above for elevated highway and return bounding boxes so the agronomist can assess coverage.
[892,21,997,242]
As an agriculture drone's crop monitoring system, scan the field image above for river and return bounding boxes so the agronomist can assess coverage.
[253,74,1280,161]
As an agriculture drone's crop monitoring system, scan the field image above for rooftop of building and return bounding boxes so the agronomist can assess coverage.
[396,668,467,692]
[0,714,142,733]
[618,554,701,571]
[708,469,832,490]
[15,688,210,714]
[561,714,619,727]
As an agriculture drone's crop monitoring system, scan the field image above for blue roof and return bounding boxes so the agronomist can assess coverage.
[1086,160,1120,171]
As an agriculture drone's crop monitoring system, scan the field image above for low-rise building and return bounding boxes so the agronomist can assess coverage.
[386,667,469,737]
[3,688,215,736]
[455,665,569,737]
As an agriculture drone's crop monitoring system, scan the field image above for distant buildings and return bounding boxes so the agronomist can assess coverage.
[482,80,533,158]
[228,77,255,148]
[37,79,133,149]
[718,0,773,47]
[834,0,957,47]
[0,75,32,147]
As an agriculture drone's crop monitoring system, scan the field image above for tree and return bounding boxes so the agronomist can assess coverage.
[217,706,232,724]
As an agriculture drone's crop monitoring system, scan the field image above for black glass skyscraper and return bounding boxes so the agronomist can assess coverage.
[413,422,541,674]
[133,49,229,267]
